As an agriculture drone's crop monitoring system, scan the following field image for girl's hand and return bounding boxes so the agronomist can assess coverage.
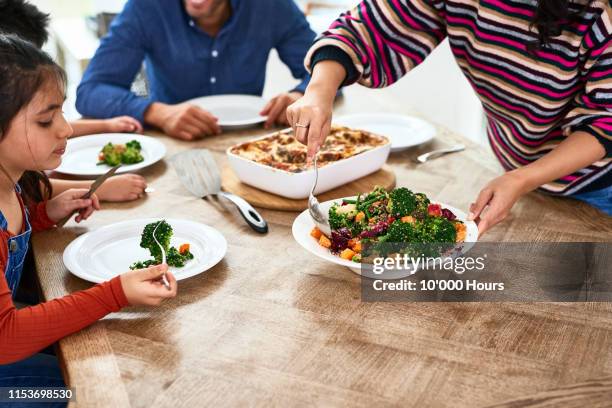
[96,174,147,202]
[105,116,143,134]
[120,264,177,306]
[286,87,335,161]
[468,171,530,236]
[46,189,101,224]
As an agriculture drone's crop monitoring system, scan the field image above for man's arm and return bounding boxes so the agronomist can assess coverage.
[75,0,151,122]
[274,0,317,94]
[259,0,317,127]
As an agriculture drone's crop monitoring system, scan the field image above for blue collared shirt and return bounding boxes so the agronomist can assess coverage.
[76,0,316,121]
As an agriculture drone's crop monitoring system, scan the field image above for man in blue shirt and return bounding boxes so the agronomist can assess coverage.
[76,0,316,140]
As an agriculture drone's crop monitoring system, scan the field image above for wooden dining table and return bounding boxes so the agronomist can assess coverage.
[33,83,612,407]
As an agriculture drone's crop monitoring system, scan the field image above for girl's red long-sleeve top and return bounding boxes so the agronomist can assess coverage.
[0,199,129,364]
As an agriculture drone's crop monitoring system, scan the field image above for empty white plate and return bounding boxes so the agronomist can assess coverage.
[55,134,166,178]
[187,94,267,128]
[335,113,436,152]
[63,218,227,283]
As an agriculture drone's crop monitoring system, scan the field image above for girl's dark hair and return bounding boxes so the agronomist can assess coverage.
[529,0,592,51]
[0,34,66,204]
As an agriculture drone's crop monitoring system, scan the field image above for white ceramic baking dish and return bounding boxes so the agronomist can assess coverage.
[226,128,391,199]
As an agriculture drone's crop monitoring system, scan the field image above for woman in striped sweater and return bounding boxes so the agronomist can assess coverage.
[287,0,612,234]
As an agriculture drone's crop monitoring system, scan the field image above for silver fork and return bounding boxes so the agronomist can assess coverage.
[152,222,171,290]
[308,153,332,237]
[415,144,465,163]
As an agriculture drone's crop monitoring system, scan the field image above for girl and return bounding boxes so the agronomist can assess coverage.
[288,0,612,234]
[0,0,149,204]
[0,34,177,393]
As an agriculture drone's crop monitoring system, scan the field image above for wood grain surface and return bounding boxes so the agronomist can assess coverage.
[31,84,612,408]
[221,164,396,211]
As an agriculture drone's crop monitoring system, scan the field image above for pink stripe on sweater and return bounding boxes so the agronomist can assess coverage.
[454,47,580,99]
[447,15,577,68]
[477,85,563,127]
[483,0,533,18]
[487,116,531,163]
[361,2,394,86]
[391,0,426,31]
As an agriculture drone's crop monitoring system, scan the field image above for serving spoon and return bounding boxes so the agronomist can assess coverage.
[308,152,332,237]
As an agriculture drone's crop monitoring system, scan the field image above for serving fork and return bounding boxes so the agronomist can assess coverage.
[308,152,332,237]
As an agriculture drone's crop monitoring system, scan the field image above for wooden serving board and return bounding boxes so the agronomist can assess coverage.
[221,165,396,212]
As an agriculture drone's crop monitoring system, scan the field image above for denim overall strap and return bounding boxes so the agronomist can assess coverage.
[2,184,33,298]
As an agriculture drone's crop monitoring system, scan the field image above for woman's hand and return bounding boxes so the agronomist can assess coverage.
[46,188,101,224]
[104,116,143,134]
[286,87,335,160]
[96,174,147,202]
[120,264,177,306]
[468,170,530,236]
[286,60,347,161]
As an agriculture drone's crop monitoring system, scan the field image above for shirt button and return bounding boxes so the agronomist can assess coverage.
[189,20,195,27]
[210,77,216,84]
[9,240,17,252]
[211,50,219,58]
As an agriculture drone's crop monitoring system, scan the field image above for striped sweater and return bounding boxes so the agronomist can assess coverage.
[306,0,612,195]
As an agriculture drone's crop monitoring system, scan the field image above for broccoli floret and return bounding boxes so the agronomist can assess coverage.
[101,142,115,156]
[120,147,144,164]
[416,216,456,243]
[412,193,431,220]
[328,203,357,230]
[130,220,196,269]
[140,220,173,262]
[167,247,194,267]
[98,143,122,166]
[385,220,418,242]
[370,220,418,256]
[98,140,144,166]
[386,187,417,217]
[126,140,142,150]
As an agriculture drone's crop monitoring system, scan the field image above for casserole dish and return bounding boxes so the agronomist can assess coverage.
[226,126,391,199]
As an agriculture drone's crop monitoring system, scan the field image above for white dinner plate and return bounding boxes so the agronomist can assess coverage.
[55,134,166,178]
[63,218,227,283]
[335,113,436,152]
[187,94,267,128]
[292,196,478,280]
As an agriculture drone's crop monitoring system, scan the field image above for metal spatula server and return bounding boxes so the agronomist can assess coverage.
[170,149,268,234]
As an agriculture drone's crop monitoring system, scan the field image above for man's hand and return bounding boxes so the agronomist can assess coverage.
[144,102,221,140]
[260,91,303,129]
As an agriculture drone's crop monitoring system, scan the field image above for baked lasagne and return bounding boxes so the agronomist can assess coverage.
[229,126,388,172]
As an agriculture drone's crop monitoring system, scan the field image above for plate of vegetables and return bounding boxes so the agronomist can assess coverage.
[292,186,478,279]
[98,139,144,166]
[63,218,227,283]
[55,134,166,177]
